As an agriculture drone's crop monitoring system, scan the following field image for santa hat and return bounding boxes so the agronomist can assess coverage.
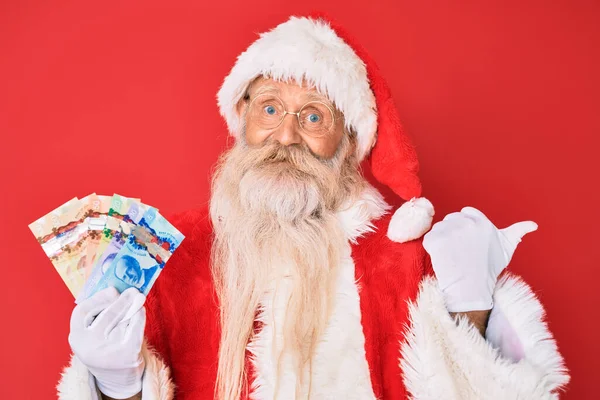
[217,14,434,242]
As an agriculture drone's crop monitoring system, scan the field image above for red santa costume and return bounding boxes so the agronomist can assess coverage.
[57,15,569,400]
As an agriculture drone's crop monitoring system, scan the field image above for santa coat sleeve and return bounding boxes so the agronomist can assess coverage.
[400,273,570,400]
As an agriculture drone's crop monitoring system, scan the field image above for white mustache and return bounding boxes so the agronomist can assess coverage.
[239,165,322,221]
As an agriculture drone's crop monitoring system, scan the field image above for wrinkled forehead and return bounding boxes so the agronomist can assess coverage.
[246,76,337,110]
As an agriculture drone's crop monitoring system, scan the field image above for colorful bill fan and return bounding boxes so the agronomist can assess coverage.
[29,194,184,302]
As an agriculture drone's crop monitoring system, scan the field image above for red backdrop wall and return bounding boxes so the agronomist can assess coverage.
[1,1,598,398]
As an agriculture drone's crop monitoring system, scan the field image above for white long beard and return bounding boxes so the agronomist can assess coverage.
[209,136,365,400]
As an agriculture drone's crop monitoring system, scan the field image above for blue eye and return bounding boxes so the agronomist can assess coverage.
[308,113,320,123]
[264,105,276,115]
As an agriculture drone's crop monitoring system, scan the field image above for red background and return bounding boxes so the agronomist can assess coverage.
[1,1,598,398]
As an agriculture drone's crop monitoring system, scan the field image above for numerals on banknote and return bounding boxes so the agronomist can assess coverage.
[29,194,184,302]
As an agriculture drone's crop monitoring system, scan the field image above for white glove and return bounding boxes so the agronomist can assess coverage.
[422,206,538,312]
[69,287,146,399]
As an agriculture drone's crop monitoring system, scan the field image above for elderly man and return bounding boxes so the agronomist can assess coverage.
[58,15,569,400]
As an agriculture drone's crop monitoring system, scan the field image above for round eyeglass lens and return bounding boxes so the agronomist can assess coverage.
[299,101,335,137]
[248,94,285,129]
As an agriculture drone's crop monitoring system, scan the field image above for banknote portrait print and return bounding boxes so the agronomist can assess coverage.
[101,253,116,276]
[114,254,159,292]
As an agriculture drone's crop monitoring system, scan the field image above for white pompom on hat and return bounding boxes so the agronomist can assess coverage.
[217,13,434,242]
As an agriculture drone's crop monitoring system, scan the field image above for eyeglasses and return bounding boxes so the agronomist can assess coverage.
[246,94,336,138]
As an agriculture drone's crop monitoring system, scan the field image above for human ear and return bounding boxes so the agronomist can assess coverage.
[236,91,250,119]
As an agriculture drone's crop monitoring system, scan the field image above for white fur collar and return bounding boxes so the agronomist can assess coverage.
[336,185,391,243]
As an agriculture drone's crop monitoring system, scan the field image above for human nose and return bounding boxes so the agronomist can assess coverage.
[271,112,303,146]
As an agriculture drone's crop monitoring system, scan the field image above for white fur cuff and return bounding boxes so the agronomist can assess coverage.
[57,342,174,400]
[400,275,569,400]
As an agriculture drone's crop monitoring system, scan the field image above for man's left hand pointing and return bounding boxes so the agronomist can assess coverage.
[423,206,538,313]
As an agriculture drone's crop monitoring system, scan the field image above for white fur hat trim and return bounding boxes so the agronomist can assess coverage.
[216,16,378,160]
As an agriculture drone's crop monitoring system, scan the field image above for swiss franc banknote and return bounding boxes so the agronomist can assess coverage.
[29,194,182,301]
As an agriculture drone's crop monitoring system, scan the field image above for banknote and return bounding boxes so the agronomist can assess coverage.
[29,197,79,293]
[83,195,112,279]
[29,197,79,251]
[108,194,142,220]
[77,202,152,302]
[31,194,180,301]
[88,207,184,298]
[60,194,108,295]
[29,196,89,297]
[56,194,112,297]
[137,207,185,256]
[91,194,141,273]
